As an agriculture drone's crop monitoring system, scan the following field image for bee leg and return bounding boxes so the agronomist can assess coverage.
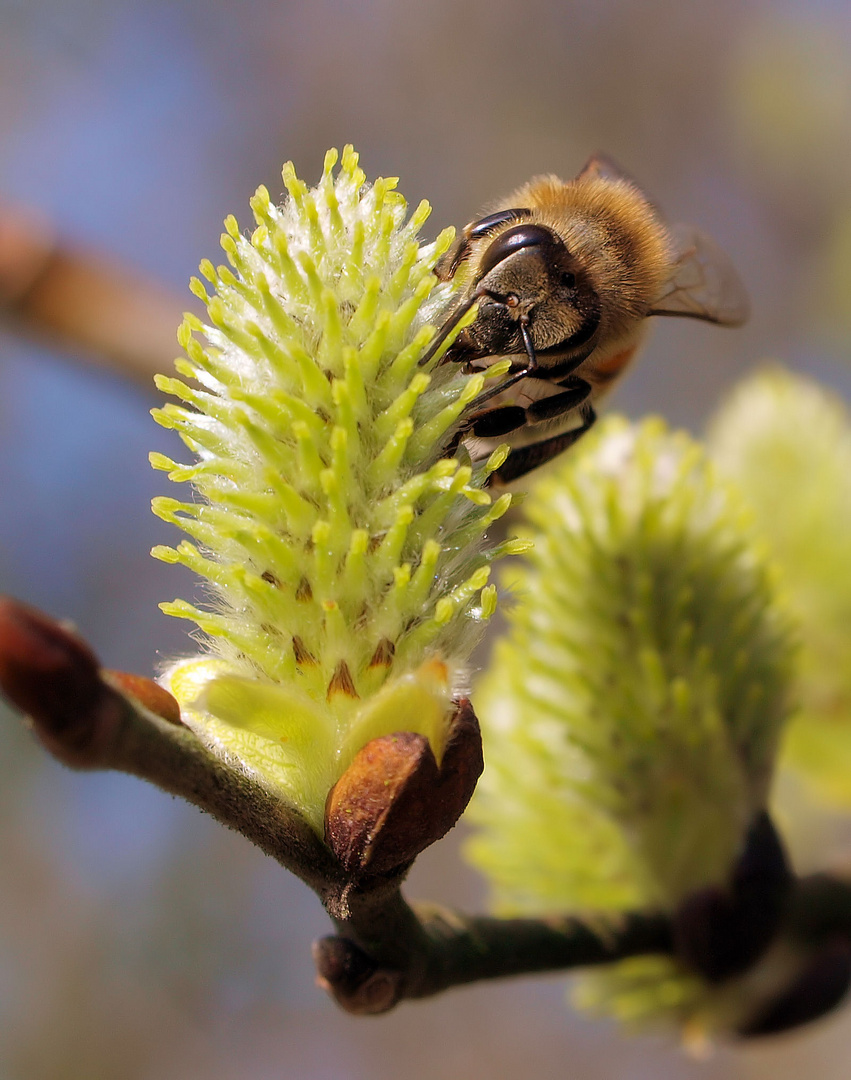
[467,405,530,439]
[521,339,598,382]
[467,376,591,441]
[466,359,535,411]
[492,408,597,483]
[488,378,596,483]
[524,376,591,422]
[440,376,527,458]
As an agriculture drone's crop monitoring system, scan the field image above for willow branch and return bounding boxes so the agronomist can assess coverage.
[5,595,851,1028]
[0,597,341,895]
[0,198,186,385]
[0,595,680,1013]
[314,890,673,1014]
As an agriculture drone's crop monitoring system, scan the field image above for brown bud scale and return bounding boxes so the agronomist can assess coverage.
[325,698,483,876]
[105,670,182,726]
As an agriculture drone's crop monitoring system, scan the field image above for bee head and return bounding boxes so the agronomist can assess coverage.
[468,224,600,358]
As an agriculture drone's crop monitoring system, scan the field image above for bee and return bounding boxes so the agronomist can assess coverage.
[422,154,749,484]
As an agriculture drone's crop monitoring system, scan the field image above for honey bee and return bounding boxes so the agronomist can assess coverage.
[423,154,749,484]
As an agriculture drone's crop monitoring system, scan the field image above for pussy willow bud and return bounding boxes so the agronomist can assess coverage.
[709,367,851,810]
[150,147,518,836]
[466,417,795,1035]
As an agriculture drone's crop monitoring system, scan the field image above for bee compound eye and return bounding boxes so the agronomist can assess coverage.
[478,224,564,281]
[560,271,576,289]
[466,207,531,242]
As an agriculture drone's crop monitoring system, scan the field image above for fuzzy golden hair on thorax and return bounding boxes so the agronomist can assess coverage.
[507,172,673,334]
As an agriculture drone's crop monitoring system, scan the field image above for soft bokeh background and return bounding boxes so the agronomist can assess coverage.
[2,1,851,1077]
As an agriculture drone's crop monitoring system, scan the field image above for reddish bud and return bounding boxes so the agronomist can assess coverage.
[312,936,402,1015]
[325,698,483,876]
[673,812,792,982]
[739,941,851,1037]
[0,597,121,766]
[105,670,182,726]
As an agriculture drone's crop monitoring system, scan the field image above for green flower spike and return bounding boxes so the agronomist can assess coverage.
[466,417,795,1035]
[709,368,851,810]
[150,147,522,835]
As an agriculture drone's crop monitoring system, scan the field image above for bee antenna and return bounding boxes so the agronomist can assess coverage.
[418,291,481,368]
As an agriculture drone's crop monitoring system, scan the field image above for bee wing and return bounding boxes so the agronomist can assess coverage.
[576,152,637,186]
[650,223,750,327]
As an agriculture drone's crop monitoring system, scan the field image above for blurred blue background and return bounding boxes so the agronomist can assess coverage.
[2,1,851,1076]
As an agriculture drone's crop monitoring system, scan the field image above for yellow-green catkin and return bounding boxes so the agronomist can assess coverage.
[150,147,517,831]
[466,417,794,1033]
[709,367,851,809]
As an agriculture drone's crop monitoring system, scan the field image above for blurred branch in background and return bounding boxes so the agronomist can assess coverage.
[0,198,185,385]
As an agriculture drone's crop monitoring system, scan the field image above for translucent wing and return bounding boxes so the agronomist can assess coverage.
[651,223,750,327]
[576,152,639,186]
